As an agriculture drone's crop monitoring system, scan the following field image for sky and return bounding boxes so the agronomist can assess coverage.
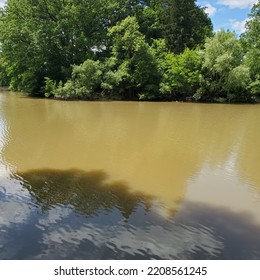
[198,0,257,34]
[0,0,258,35]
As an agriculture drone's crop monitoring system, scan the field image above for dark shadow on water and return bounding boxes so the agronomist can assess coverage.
[1,168,260,259]
[174,201,260,260]
[18,168,153,219]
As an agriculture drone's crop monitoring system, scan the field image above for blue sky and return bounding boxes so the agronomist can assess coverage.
[198,0,257,34]
[0,0,257,35]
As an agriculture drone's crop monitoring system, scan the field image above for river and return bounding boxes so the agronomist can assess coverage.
[0,91,260,259]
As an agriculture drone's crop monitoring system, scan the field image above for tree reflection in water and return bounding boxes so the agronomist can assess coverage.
[19,168,154,220]
[1,168,260,260]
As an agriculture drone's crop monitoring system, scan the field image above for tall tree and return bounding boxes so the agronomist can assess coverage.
[105,0,163,43]
[102,16,161,99]
[52,16,162,100]
[197,30,251,102]
[159,0,213,53]
[242,1,260,98]
[0,0,111,93]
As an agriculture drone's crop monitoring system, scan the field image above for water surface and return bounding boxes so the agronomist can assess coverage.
[1,92,260,259]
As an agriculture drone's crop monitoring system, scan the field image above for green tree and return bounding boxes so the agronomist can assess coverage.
[159,0,213,53]
[52,59,103,99]
[242,1,260,100]
[0,52,9,87]
[48,17,163,100]
[160,48,202,100]
[103,0,163,46]
[102,16,162,99]
[196,30,251,102]
[0,0,111,94]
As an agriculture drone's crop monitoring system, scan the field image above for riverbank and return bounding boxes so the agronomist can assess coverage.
[0,86,9,91]
[2,89,259,104]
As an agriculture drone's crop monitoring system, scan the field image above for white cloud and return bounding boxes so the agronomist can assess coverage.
[229,18,248,33]
[217,0,257,9]
[205,3,217,16]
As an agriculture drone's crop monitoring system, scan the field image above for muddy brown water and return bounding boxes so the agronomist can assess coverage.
[1,92,260,259]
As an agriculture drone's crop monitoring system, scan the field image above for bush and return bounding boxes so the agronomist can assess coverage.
[248,75,260,101]
[54,59,103,99]
[44,77,58,98]
[159,48,202,100]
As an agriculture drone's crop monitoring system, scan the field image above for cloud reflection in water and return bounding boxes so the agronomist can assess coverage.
[1,168,260,259]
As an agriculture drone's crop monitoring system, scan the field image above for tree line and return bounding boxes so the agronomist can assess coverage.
[0,0,259,102]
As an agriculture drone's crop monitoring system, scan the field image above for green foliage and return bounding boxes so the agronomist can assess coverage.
[203,31,243,73]
[138,6,163,43]
[44,77,58,98]
[0,54,9,86]
[227,65,251,102]
[0,0,258,102]
[198,30,251,102]
[54,59,103,99]
[160,48,202,100]
[248,76,260,101]
[102,16,162,99]
[242,1,260,98]
[0,0,111,93]
[243,1,260,52]
[159,0,213,53]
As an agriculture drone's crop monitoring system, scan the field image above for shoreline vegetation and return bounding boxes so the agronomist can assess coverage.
[0,1,259,103]
[2,90,260,105]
